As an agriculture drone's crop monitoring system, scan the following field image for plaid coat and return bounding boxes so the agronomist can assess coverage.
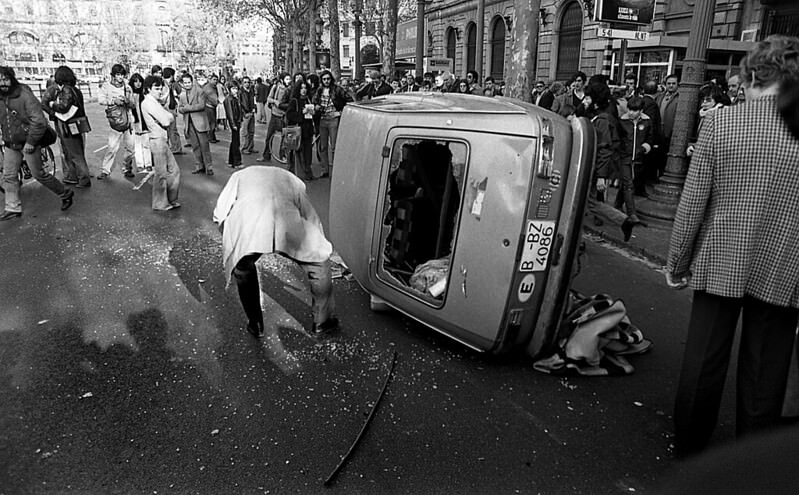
[666,95,799,307]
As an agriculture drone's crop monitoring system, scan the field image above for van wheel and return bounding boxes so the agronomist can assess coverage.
[369,295,392,312]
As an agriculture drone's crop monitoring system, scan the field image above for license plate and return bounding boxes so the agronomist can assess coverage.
[519,220,555,272]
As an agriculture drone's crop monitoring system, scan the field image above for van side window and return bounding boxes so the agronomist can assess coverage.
[379,138,467,303]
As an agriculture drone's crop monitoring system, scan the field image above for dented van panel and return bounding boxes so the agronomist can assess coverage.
[329,94,595,357]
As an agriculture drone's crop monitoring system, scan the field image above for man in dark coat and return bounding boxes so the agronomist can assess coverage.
[0,66,74,220]
[641,80,663,186]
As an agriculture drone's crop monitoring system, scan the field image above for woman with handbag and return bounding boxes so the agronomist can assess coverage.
[284,81,315,181]
[42,65,91,188]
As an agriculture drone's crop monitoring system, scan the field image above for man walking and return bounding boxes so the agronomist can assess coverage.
[0,66,74,220]
[312,70,353,178]
[255,77,270,124]
[238,77,256,154]
[98,63,135,179]
[258,73,291,162]
[177,72,213,175]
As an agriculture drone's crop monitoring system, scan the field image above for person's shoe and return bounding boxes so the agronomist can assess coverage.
[63,178,79,185]
[311,317,339,337]
[209,139,220,144]
[206,170,214,176]
[184,143,192,148]
[173,150,186,155]
[97,172,109,180]
[621,218,635,242]
[191,169,205,174]
[76,182,91,188]
[60,189,74,211]
[241,150,251,155]
[246,321,264,338]
[0,211,22,221]
[124,170,135,178]
[256,156,268,162]
[169,202,181,209]
[320,172,330,178]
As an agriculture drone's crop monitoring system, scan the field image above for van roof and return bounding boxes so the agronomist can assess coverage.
[354,93,529,114]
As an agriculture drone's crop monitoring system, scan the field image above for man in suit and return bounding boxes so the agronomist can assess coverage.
[177,72,213,175]
[665,34,799,457]
[533,80,555,110]
[200,74,220,143]
[654,74,679,178]
[641,80,663,187]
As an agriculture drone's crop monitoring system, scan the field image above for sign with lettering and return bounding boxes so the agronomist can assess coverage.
[597,28,650,41]
[396,19,419,58]
[594,0,655,26]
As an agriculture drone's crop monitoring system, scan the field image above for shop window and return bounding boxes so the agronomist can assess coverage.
[556,1,582,81]
[489,17,505,81]
[465,22,476,72]
[379,138,467,305]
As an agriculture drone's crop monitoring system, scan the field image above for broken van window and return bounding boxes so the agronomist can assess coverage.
[379,138,467,304]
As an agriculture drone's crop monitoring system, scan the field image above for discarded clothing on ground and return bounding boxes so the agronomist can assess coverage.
[533,292,652,376]
[409,256,450,298]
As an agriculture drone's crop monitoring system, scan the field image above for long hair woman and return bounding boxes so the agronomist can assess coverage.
[666,35,799,457]
[49,65,91,188]
[285,80,316,181]
[128,72,151,172]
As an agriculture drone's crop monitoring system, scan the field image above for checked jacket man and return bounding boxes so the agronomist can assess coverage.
[666,94,799,456]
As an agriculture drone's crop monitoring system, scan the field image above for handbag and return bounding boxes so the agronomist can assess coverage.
[65,116,92,136]
[105,105,130,132]
[283,125,302,151]
[38,125,58,147]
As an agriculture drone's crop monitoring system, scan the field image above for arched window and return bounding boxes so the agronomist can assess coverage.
[556,1,583,81]
[446,27,457,66]
[489,17,506,81]
[465,22,476,72]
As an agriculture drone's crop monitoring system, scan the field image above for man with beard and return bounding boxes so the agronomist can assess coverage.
[258,72,292,162]
[98,63,135,179]
[0,66,74,220]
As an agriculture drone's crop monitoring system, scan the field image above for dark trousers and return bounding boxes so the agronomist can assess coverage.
[205,107,217,141]
[58,129,91,186]
[613,160,637,216]
[228,128,242,166]
[263,114,283,160]
[232,253,334,328]
[186,119,212,172]
[674,291,799,456]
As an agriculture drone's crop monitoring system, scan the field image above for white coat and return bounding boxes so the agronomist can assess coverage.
[213,166,332,285]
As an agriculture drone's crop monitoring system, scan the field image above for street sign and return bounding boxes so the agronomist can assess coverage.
[597,27,650,41]
[594,0,656,26]
[427,57,453,73]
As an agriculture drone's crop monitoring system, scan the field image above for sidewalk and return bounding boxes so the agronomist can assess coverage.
[583,187,672,267]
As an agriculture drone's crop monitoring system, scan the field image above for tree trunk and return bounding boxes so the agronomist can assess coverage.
[381,0,399,78]
[327,0,341,78]
[309,0,319,73]
[506,1,540,102]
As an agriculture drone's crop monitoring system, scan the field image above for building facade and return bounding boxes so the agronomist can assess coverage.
[0,0,226,80]
[425,0,799,84]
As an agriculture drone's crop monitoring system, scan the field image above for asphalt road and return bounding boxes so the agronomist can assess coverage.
[0,106,736,494]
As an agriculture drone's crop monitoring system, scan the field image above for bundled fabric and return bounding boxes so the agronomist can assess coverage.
[409,257,450,296]
[533,292,652,376]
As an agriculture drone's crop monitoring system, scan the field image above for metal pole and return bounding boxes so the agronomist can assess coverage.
[638,0,716,221]
[617,39,628,83]
[475,0,486,79]
[354,1,363,80]
[415,0,425,74]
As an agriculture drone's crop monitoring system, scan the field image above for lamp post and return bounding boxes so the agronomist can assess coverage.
[638,0,716,221]
[415,0,425,74]
[351,0,363,80]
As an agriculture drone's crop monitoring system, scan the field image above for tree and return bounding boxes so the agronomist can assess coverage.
[505,1,541,102]
[381,0,399,77]
[326,0,342,77]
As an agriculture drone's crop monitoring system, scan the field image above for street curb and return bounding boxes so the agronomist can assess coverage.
[583,225,667,267]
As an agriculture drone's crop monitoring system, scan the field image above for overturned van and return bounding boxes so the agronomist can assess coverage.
[329,93,595,357]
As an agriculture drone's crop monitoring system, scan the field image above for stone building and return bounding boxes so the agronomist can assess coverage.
[425,0,799,84]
